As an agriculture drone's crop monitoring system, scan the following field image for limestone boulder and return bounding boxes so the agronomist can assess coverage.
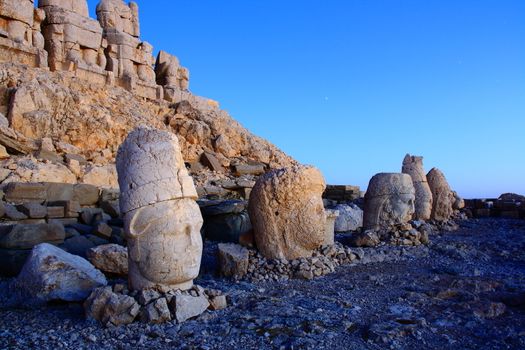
[401,154,433,220]
[333,204,363,232]
[11,243,107,305]
[427,168,454,221]
[217,243,249,279]
[86,244,128,276]
[363,173,415,231]
[248,165,327,260]
[170,294,209,323]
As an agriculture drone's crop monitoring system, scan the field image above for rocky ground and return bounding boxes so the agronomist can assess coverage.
[1,217,524,350]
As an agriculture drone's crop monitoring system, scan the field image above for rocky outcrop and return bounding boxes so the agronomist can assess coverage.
[427,168,454,222]
[363,173,415,231]
[248,165,327,260]
[401,154,433,220]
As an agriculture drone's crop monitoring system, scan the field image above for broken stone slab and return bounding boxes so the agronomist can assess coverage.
[73,184,100,206]
[208,295,228,311]
[43,182,75,202]
[84,286,140,327]
[80,208,103,225]
[0,130,35,155]
[170,294,209,323]
[217,243,249,279]
[4,203,29,220]
[0,222,66,249]
[11,243,107,305]
[141,297,171,324]
[233,163,265,176]
[323,185,361,202]
[86,244,128,275]
[4,182,47,204]
[46,206,65,219]
[48,200,81,218]
[200,151,224,173]
[16,202,47,218]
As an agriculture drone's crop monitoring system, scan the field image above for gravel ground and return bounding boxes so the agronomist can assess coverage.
[1,218,524,349]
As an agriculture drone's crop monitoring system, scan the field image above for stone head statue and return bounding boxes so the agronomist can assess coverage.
[402,154,433,220]
[363,173,415,231]
[427,168,455,221]
[248,165,327,260]
[116,127,203,292]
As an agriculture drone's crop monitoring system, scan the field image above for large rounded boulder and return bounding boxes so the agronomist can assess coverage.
[248,165,326,260]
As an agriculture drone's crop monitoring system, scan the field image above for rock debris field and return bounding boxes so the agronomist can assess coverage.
[1,217,524,350]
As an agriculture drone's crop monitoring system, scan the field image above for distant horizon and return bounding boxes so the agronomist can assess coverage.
[73,1,523,198]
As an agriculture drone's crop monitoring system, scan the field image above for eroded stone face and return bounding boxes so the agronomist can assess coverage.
[125,199,203,291]
[248,165,327,260]
[117,127,203,292]
[363,173,415,231]
[427,168,454,222]
[402,154,433,220]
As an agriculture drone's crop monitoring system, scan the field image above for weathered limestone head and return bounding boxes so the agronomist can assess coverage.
[363,173,415,231]
[97,0,140,37]
[248,165,327,260]
[427,168,454,221]
[402,154,433,220]
[116,127,203,292]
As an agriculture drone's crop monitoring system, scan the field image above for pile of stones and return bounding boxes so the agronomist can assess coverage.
[84,284,227,327]
[245,243,362,282]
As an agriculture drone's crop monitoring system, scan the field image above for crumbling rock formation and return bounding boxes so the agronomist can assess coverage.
[116,127,203,292]
[248,165,327,260]
[427,168,454,222]
[402,154,433,220]
[0,0,48,67]
[363,173,415,231]
[155,50,190,101]
[39,0,106,73]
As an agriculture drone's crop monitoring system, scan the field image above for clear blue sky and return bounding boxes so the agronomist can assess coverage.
[83,0,524,198]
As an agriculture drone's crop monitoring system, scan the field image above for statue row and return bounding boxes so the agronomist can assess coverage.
[116,127,462,293]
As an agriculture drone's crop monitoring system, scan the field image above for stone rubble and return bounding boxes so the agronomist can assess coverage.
[84,283,226,327]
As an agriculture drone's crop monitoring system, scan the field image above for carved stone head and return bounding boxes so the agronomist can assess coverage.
[363,173,415,231]
[116,127,203,292]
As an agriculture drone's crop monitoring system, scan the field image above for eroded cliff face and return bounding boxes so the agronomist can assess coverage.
[0,63,295,173]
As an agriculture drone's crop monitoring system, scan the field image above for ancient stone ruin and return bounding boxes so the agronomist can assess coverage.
[427,167,455,222]
[0,0,48,67]
[401,154,433,220]
[0,0,190,101]
[363,173,415,231]
[248,165,327,260]
[116,127,203,292]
